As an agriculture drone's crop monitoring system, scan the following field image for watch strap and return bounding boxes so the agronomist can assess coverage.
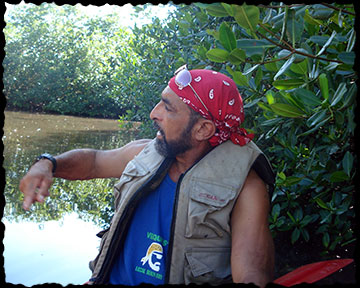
[35,153,57,175]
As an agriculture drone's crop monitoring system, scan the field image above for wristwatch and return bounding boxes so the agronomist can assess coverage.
[34,153,57,175]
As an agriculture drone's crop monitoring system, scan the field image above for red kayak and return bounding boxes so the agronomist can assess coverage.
[273,258,354,286]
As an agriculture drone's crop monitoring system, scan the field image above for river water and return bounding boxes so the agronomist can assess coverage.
[2,111,140,285]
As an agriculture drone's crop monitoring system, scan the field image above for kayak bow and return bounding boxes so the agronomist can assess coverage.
[273,258,354,287]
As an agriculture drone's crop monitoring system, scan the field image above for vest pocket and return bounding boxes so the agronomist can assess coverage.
[184,247,232,285]
[185,178,237,239]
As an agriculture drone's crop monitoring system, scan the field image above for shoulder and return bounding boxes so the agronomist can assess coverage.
[121,139,153,161]
[93,139,153,178]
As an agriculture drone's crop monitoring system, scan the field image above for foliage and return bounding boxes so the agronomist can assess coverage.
[116,4,222,137]
[4,3,133,118]
[195,2,357,254]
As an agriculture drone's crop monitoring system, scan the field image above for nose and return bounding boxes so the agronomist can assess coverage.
[150,101,162,121]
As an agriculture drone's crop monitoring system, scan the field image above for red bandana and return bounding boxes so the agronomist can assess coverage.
[168,69,254,147]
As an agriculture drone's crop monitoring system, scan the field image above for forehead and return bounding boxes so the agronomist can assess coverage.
[162,86,191,113]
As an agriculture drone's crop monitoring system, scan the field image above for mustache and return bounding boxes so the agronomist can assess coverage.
[153,122,164,136]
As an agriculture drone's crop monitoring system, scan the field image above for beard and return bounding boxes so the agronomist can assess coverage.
[154,121,195,158]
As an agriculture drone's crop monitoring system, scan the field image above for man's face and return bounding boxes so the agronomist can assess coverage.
[150,86,199,158]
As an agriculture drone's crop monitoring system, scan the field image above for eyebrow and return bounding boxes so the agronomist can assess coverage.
[161,96,176,110]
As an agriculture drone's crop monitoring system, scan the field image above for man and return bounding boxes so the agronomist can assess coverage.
[20,66,275,287]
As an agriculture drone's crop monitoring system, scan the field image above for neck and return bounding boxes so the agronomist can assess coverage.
[168,141,213,182]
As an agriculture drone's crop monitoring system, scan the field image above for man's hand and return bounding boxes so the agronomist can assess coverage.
[19,159,54,210]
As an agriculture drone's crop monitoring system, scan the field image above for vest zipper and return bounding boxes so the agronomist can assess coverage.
[164,172,184,284]
[94,157,173,284]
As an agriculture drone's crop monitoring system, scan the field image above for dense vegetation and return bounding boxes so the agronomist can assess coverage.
[3,2,357,259]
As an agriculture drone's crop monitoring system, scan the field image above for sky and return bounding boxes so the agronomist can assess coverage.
[77,3,175,27]
[5,1,176,28]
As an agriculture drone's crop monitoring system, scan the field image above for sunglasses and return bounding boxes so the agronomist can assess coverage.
[174,65,212,118]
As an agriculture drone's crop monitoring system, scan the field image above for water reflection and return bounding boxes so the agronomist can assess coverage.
[3,111,140,225]
[3,213,101,285]
[3,111,141,285]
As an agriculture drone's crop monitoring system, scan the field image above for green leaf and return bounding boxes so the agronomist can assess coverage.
[286,9,304,45]
[280,6,288,43]
[322,232,330,248]
[232,4,259,33]
[206,48,229,63]
[330,83,347,107]
[197,3,229,17]
[301,228,310,242]
[279,91,305,111]
[318,73,329,100]
[237,39,275,57]
[342,151,354,176]
[301,215,313,226]
[299,116,330,136]
[221,3,234,17]
[284,176,303,186]
[273,79,305,90]
[266,90,275,105]
[228,48,246,65]
[226,66,249,87]
[315,198,329,210]
[311,4,334,20]
[291,228,300,244]
[278,172,286,180]
[338,52,355,66]
[265,62,278,72]
[243,64,260,75]
[257,102,272,112]
[293,88,322,107]
[306,110,327,127]
[304,9,323,25]
[255,69,263,88]
[206,29,219,40]
[274,54,296,80]
[340,83,357,109]
[316,30,337,57]
[287,211,296,223]
[330,171,349,183]
[233,71,249,87]
[346,28,356,52]
[219,22,236,52]
[294,208,303,221]
[270,103,306,118]
[290,59,308,75]
[278,49,307,63]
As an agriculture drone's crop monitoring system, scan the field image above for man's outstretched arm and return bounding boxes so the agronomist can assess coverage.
[19,139,151,210]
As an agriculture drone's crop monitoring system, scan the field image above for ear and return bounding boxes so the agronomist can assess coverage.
[193,119,216,141]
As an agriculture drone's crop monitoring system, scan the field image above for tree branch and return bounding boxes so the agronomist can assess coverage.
[320,3,355,16]
[256,26,344,64]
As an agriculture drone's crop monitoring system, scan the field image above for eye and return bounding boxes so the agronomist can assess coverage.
[164,104,172,112]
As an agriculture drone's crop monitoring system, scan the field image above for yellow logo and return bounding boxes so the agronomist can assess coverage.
[140,242,163,272]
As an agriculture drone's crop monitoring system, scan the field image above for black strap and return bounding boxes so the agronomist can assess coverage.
[251,153,276,198]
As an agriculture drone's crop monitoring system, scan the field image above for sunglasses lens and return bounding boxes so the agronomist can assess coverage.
[175,69,191,87]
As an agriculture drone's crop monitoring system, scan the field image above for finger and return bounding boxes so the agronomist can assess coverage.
[36,178,52,203]
[20,178,39,210]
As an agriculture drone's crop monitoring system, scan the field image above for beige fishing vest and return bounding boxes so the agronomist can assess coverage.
[88,138,274,285]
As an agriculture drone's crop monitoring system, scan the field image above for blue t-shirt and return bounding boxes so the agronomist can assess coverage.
[109,173,177,285]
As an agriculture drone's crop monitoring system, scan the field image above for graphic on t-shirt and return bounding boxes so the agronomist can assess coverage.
[140,242,163,272]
